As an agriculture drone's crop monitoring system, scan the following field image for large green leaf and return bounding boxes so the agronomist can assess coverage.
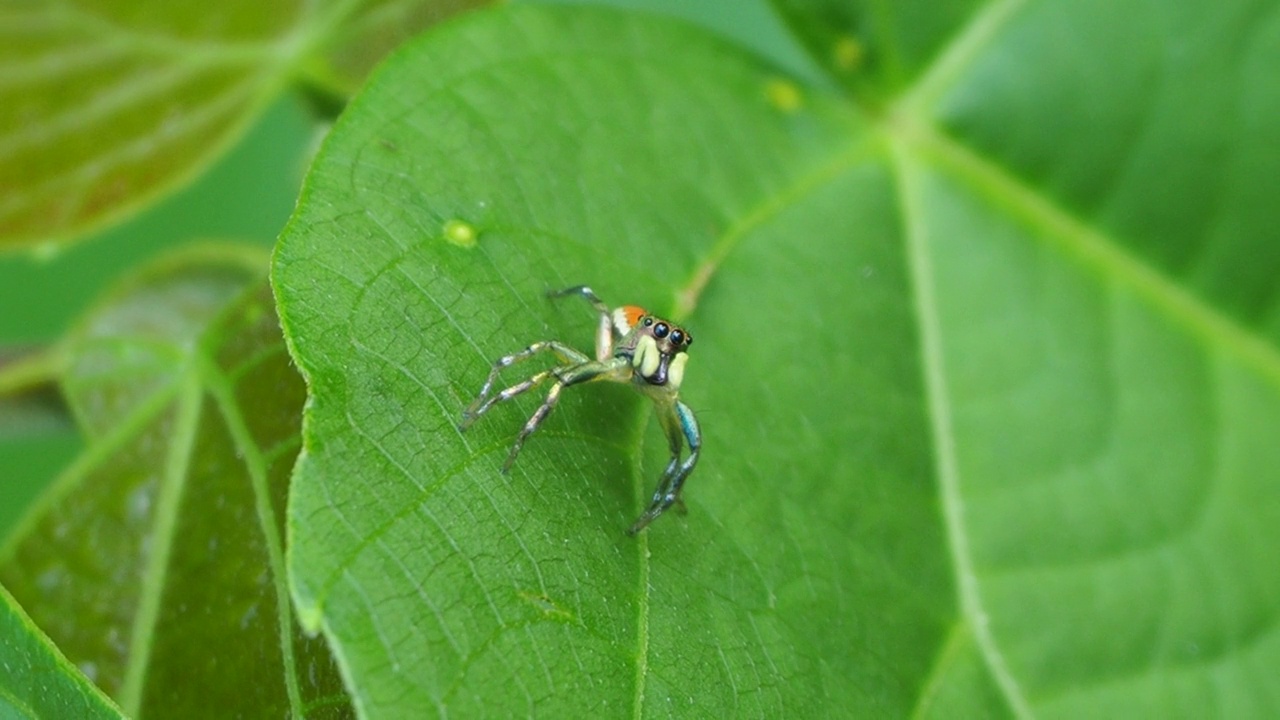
[0,247,351,718]
[0,583,122,719]
[0,0,486,250]
[274,2,1280,717]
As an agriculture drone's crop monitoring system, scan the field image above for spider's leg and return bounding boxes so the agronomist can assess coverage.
[547,285,610,315]
[548,285,616,360]
[463,367,557,429]
[502,357,630,472]
[461,340,590,428]
[628,399,701,535]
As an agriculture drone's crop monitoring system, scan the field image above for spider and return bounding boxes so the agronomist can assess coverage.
[459,285,701,534]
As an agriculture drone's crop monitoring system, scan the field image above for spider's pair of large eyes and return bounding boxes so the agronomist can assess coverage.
[642,317,691,346]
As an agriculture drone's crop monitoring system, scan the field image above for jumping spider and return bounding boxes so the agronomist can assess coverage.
[460,286,701,534]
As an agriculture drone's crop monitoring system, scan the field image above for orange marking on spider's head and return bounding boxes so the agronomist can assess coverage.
[613,305,647,333]
[622,306,647,327]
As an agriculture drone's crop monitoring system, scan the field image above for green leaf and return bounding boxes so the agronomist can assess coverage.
[277,5,946,716]
[274,2,1280,717]
[0,583,122,719]
[0,0,485,249]
[0,246,352,718]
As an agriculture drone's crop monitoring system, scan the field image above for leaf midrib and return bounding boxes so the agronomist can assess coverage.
[897,0,1027,116]
[889,141,1033,717]
[880,2,1045,713]
[892,0,1280,382]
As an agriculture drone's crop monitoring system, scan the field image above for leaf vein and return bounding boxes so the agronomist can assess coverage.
[916,124,1280,390]
[891,140,1033,718]
[118,373,202,715]
[898,0,1027,114]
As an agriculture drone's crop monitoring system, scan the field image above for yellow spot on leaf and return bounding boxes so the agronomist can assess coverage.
[764,78,803,113]
[443,219,477,248]
[833,36,864,72]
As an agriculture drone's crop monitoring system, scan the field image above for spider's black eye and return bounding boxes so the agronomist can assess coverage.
[670,329,683,345]
[643,317,654,327]
[654,322,670,339]
[684,333,693,346]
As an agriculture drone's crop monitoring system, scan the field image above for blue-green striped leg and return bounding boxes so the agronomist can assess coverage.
[628,399,701,534]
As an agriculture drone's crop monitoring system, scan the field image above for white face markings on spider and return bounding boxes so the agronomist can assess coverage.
[633,335,661,379]
[460,285,701,535]
[667,352,689,391]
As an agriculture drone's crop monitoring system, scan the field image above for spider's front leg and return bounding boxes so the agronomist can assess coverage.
[628,399,701,534]
[547,285,617,361]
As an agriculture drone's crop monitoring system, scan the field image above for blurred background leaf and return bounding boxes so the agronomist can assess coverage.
[0,247,352,718]
[0,95,312,539]
[0,0,488,250]
[0,0,491,548]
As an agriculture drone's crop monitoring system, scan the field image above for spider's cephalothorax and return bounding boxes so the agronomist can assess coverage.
[609,306,693,389]
[459,286,701,534]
